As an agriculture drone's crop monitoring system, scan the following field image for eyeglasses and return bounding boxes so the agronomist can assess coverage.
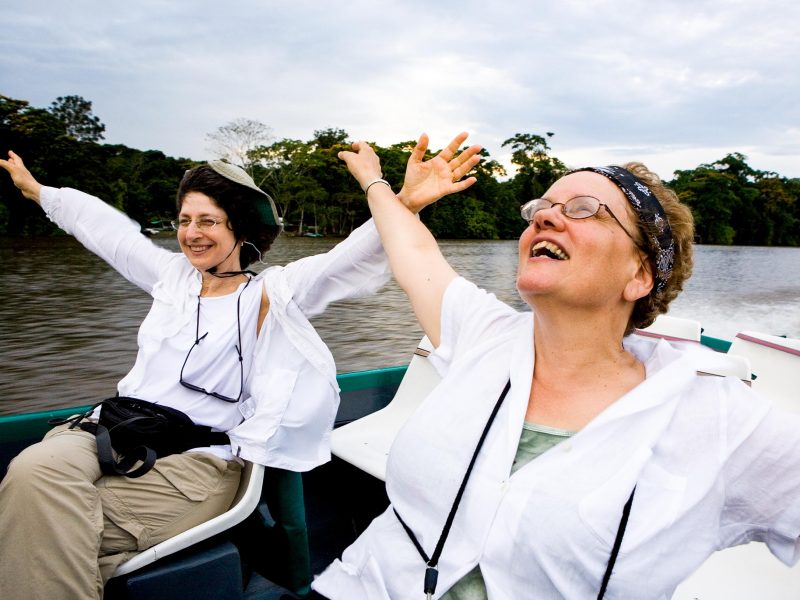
[520,196,638,243]
[170,217,225,231]
[179,278,251,403]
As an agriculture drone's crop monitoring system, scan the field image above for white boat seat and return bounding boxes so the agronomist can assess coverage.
[636,314,702,341]
[695,352,752,384]
[331,336,441,481]
[726,330,800,412]
[112,460,265,577]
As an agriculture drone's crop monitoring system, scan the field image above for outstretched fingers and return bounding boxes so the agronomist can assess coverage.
[437,131,470,162]
[451,176,478,193]
[409,133,430,165]
[449,144,482,181]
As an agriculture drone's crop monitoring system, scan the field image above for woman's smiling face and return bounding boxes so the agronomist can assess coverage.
[176,191,241,273]
[516,171,651,311]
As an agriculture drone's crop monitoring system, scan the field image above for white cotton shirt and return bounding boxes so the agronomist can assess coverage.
[114,279,261,458]
[40,186,390,470]
[313,276,800,599]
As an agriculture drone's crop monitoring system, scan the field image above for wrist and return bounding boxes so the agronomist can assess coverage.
[25,182,43,204]
[363,178,391,196]
[396,188,419,214]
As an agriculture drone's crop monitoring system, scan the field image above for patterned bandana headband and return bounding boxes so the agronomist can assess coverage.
[572,166,675,295]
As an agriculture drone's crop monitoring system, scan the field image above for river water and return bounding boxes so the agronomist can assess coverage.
[1,234,798,416]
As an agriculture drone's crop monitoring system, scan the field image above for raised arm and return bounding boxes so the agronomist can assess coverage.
[1,150,175,293]
[338,133,480,346]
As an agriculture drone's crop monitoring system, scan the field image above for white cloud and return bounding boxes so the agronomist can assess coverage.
[1,0,798,176]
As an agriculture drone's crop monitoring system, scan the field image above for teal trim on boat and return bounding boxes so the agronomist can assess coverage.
[0,406,91,444]
[0,366,410,443]
[337,365,406,392]
[701,334,731,352]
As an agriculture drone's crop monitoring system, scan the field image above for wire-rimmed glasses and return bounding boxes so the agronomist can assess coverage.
[520,196,639,243]
[170,217,225,231]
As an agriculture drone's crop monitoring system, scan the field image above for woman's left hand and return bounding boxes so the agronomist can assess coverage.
[397,132,481,213]
[0,151,43,204]
[338,141,384,191]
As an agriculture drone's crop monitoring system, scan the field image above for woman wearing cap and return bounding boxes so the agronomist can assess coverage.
[310,135,800,599]
[0,141,478,599]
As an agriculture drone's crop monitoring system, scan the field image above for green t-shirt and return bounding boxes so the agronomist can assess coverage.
[439,422,574,600]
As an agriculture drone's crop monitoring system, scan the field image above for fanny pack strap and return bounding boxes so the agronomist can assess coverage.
[85,420,157,478]
[48,399,230,479]
[393,380,637,599]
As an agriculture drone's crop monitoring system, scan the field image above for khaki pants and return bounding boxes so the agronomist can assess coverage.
[0,423,242,600]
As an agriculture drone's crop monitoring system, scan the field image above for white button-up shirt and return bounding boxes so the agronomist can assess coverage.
[40,186,390,471]
[314,277,800,599]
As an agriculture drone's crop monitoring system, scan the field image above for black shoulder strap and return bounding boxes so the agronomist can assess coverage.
[597,486,636,599]
[394,379,511,598]
[394,377,637,599]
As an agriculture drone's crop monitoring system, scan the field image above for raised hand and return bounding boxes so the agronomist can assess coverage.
[397,132,481,213]
[0,151,43,203]
[337,141,384,191]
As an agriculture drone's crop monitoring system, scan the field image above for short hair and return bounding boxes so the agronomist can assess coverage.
[176,166,280,268]
[622,162,695,335]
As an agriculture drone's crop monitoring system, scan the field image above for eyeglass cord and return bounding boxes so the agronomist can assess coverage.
[179,275,252,403]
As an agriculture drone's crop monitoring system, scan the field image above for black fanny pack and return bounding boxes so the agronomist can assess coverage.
[51,396,229,478]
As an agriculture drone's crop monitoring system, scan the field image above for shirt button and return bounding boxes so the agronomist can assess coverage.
[500,481,509,492]
[563,442,573,452]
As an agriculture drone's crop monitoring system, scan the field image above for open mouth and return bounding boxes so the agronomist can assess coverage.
[531,240,569,260]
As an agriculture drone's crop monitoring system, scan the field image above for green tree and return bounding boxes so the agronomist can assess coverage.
[756,176,798,246]
[501,132,566,203]
[672,166,738,244]
[250,139,314,220]
[4,92,799,246]
[48,95,105,142]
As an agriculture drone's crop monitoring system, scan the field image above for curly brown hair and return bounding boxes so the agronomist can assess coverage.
[621,162,695,335]
[177,166,281,269]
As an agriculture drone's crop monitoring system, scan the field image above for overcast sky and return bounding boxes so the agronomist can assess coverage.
[2,0,799,179]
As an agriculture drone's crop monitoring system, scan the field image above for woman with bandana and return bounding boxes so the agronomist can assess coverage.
[311,134,800,599]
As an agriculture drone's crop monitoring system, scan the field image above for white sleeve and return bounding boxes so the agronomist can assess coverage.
[279,218,390,317]
[40,186,177,293]
[720,380,800,565]
[428,277,520,375]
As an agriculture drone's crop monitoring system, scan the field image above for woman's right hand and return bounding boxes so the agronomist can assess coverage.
[396,132,481,213]
[0,151,43,204]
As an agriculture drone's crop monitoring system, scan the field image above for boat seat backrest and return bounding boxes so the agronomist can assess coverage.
[112,460,265,577]
[331,336,441,481]
[727,331,800,413]
[636,314,702,342]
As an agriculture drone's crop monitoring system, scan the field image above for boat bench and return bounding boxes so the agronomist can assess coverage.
[331,336,440,481]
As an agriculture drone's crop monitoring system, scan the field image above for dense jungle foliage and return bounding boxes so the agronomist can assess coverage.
[2,94,798,245]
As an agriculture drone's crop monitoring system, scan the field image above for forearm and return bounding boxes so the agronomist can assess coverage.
[366,182,456,344]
